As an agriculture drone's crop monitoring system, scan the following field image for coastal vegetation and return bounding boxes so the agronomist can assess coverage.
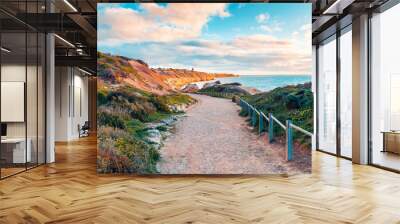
[239,82,313,144]
[97,52,198,173]
[97,84,194,173]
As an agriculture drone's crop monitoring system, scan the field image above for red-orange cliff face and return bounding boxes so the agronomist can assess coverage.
[97,52,237,95]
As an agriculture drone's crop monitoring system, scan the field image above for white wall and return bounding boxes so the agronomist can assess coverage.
[54,67,89,141]
[55,67,70,141]
[72,73,89,138]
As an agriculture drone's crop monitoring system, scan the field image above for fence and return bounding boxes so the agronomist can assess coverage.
[238,98,312,161]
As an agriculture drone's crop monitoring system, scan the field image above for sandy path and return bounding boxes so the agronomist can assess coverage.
[158,94,310,174]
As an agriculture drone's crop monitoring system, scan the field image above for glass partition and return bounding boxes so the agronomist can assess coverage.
[317,36,337,154]
[1,30,28,177]
[0,1,46,179]
[371,3,400,171]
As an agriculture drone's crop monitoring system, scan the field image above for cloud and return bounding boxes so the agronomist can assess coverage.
[176,35,293,57]
[98,3,230,46]
[260,24,282,32]
[291,23,311,48]
[255,13,282,33]
[136,34,311,75]
[256,13,270,23]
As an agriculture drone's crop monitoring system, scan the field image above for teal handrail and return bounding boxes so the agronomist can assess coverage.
[237,98,313,161]
[290,123,313,137]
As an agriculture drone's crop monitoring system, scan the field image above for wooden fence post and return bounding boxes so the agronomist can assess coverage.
[268,113,274,143]
[259,113,263,135]
[286,120,293,161]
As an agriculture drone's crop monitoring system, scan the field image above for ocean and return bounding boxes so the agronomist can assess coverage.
[195,75,311,92]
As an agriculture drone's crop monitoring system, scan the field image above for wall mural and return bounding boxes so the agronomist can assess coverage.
[97,3,313,174]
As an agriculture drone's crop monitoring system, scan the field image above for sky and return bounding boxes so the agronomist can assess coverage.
[98,3,311,76]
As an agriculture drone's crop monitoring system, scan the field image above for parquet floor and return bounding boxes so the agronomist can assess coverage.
[1,136,400,224]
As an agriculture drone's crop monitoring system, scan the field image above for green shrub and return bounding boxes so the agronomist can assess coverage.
[158,94,194,105]
[97,124,161,174]
[98,111,126,129]
[97,89,108,106]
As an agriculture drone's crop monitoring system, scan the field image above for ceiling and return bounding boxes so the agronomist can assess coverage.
[311,0,391,43]
[0,0,97,73]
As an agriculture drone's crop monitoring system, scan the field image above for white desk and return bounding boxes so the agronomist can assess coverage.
[1,138,31,163]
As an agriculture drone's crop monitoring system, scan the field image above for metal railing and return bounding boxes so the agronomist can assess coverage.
[237,98,313,161]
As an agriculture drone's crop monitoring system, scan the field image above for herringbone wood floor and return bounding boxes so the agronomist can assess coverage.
[1,136,400,224]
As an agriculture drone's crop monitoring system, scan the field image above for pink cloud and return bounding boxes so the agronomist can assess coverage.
[98,3,230,45]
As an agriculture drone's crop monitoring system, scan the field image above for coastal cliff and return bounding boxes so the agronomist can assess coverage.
[156,68,237,90]
[97,52,237,94]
